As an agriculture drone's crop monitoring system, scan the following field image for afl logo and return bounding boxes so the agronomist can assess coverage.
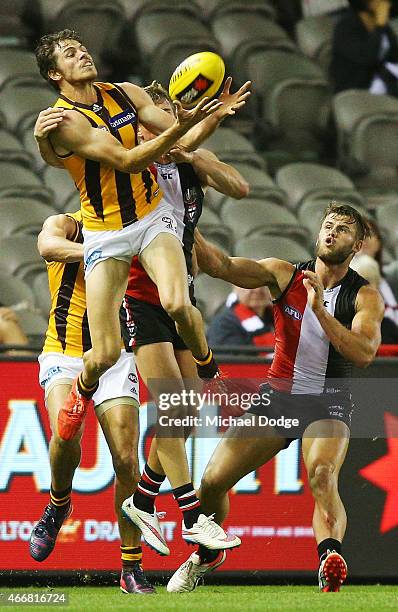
[284,304,303,321]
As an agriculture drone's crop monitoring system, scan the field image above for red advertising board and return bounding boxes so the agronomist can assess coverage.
[0,361,322,573]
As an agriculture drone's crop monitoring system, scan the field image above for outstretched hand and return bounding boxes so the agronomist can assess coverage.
[217,76,252,117]
[173,96,223,132]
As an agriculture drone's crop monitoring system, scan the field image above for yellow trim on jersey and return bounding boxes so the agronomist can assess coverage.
[54,82,163,231]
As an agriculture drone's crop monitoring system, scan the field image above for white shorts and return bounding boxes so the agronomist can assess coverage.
[83,199,181,278]
[38,350,139,417]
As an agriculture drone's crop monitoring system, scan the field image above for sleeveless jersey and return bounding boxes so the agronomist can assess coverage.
[42,211,91,357]
[54,82,162,231]
[269,260,368,393]
[126,161,204,305]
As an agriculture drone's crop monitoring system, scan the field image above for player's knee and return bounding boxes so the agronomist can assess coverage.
[52,432,81,453]
[201,466,227,497]
[113,453,140,488]
[309,461,336,497]
[161,298,192,324]
[91,347,120,373]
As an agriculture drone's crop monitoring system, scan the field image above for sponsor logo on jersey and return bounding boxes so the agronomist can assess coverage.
[109,110,136,130]
[92,103,102,113]
[284,304,303,321]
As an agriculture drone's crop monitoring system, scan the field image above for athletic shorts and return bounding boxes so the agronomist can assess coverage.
[120,295,187,351]
[38,350,139,417]
[83,199,181,278]
[248,383,353,448]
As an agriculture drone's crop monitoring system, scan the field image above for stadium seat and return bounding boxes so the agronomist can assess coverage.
[42,166,79,211]
[211,15,295,85]
[22,128,47,173]
[63,193,81,214]
[0,271,35,309]
[234,235,312,262]
[0,236,46,282]
[333,90,398,184]
[203,127,265,169]
[33,271,51,318]
[246,50,331,151]
[45,0,126,79]
[0,80,55,135]
[295,14,335,71]
[197,211,233,252]
[0,199,53,238]
[119,0,201,20]
[194,273,231,321]
[298,197,368,242]
[0,162,52,203]
[148,41,220,87]
[0,49,39,90]
[18,308,48,339]
[0,129,33,168]
[196,0,276,22]
[220,198,305,242]
[134,13,215,62]
[376,201,398,253]
[275,162,364,210]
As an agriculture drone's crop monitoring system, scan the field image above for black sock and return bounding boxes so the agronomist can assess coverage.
[120,545,142,570]
[133,464,166,514]
[173,483,201,529]
[198,545,221,564]
[317,538,342,562]
[50,485,71,519]
[77,374,98,399]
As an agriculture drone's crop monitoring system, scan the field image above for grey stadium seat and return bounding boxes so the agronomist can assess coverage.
[0,49,39,90]
[247,50,331,147]
[203,127,265,169]
[42,166,79,211]
[0,163,53,203]
[295,15,335,71]
[0,199,53,239]
[119,0,201,20]
[275,162,364,210]
[0,272,35,308]
[0,129,32,168]
[211,14,295,85]
[197,211,234,252]
[148,40,220,87]
[0,236,46,282]
[333,90,398,181]
[234,235,312,262]
[196,0,276,22]
[33,271,51,319]
[194,274,231,322]
[376,201,398,253]
[298,198,368,242]
[220,198,304,242]
[0,81,55,136]
[18,308,48,339]
[46,0,126,78]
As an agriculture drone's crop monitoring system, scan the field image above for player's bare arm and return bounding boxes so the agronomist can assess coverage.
[303,270,384,367]
[170,148,249,198]
[49,98,221,174]
[38,214,83,263]
[194,228,294,298]
[34,107,65,168]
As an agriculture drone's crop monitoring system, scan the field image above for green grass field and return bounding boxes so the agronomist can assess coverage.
[0,586,397,611]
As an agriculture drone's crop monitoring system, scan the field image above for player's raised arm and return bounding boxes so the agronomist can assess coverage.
[38,214,83,263]
[50,97,221,174]
[34,107,65,168]
[170,148,249,199]
[303,271,384,368]
[194,228,293,298]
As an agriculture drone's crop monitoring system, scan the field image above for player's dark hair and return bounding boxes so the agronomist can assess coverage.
[35,29,83,91]
[348,0,368,12]
[144,81,176,116]
[321,201,371,241]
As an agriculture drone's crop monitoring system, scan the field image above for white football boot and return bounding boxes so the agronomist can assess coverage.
[182,513,241,549]
[167,550,226,593]
[122,497,170,556]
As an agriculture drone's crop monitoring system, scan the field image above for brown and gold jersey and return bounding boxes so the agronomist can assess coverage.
[42,211,91,357]
[54,82,163,231]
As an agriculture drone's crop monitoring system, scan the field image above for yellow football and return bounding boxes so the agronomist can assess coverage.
[169,51,225,109]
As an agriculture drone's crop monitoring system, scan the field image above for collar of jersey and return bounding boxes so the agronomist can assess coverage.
[59,83,104,111]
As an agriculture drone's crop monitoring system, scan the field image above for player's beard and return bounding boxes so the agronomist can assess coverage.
[315,241,354,265]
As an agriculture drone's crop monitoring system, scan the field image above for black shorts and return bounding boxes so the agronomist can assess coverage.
[120,295,187,351]
[249,383,353,448]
